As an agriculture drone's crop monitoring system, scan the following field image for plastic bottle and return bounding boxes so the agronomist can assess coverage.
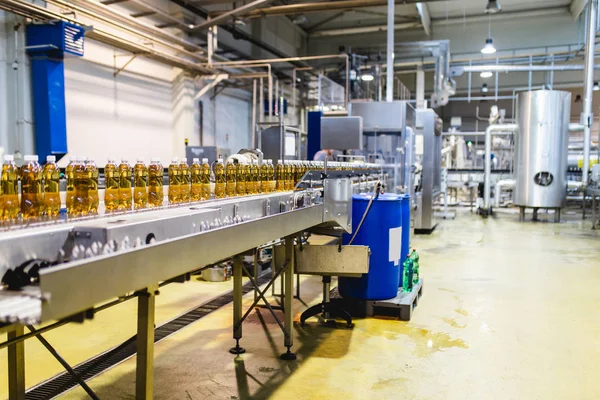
[179,158,191,203]
[43,155,61,218]
[21,155,43,219]
[402,257,414,293]
[225,160,236,197]
[73,157,90,216]
[267,159,275,193]
[214,158,226,198]
[118,158,132,211]
[190,158,202,202]
[148,158,164,207]
[133,158,148,209]
[248,159,259,195]
[104,158,119,213]
[235,161,247,196]
[1,155,19,221]
[410,249,420,285]
[65,157,76,215]
[168,157,181,204]
[284,160,293,191]
[259,159,269,193]
[86,158,99,214]
[276,160,285,192]
[200,158,211,200]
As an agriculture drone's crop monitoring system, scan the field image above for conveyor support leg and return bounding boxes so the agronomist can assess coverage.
[280,236,297,360]
[136,286,157,400]
[230,255,246,354]
[8,326,25,400]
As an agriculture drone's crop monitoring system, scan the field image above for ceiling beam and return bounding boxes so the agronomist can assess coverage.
[311,22,421,37]
[190,0,271,32]
[571,0,588,19]
[305,11,346,32]
[416,2,430,36]
[211,0,448,19]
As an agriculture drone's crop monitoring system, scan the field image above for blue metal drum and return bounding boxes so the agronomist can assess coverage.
[339,193,403,300]
[400,194,411,286]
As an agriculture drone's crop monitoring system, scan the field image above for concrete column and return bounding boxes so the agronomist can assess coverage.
[171,70,196,158]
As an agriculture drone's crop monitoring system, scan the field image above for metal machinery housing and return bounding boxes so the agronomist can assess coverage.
[514,90,571,212]
[414,109,443,233]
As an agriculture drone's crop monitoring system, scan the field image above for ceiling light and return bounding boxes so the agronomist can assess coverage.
[482,83,489,93]
[594,82,600,91]
[292,15,308,24]
[481,38,496,54]
[485,0,502,14]
[480,71,493,79]
[361,73,374,82]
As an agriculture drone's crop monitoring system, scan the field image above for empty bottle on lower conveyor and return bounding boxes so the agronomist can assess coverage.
[225,159,236,197]
[1,155,19,221]
[118,158,132,211]
[235,161,247,196]
[190,158,202,202]
[214,158,225,198]
[104,158,119,213]
[74,156,90,216]
[200,158,211,200]
[43,155,61,218]
[133,158,148,210]
[179,158,191,204]
[21,155,43,219]
[259,159,269,193]
[148,158,164,207]
[86,158,99,214]
[276,160,285,192]
[168,157,181,205]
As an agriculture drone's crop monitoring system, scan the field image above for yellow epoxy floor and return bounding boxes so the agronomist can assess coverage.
[3,209,600,399]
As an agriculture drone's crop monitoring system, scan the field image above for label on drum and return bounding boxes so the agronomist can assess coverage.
[389,227,402,266]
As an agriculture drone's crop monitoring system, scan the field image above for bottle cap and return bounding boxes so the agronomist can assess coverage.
[181,158,187,163]
[171,157,179,163]
[121,158,128,164]
[192,158,200,163]
[278,159,283,164]
[217,158,223,163]
[4,154,14,162]
[87,157,94,163]
[24,155,36,162]
[107,157,115,163]
[46,155,56,163]
[267,159,272,163]
[32,155,39,162]
[150,157,160,163]
[202,158,208,163]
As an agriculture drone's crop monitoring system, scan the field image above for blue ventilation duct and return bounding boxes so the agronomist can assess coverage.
[26,22,84,162]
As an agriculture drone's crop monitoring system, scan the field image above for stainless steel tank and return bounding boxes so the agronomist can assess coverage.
[514,90,571,208]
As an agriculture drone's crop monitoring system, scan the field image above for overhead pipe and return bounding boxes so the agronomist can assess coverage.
[582,0,597,186]
[483,124,518,214]
[311,22,421,37]
[454,64,600,74]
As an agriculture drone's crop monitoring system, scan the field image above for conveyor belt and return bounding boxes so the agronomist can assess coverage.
[25,272,272,399]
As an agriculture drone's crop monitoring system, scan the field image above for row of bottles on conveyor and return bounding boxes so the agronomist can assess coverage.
[0,154,375,222]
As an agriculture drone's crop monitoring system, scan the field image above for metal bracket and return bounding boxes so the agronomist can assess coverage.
[113,54,138,77]
[263,199,271,216]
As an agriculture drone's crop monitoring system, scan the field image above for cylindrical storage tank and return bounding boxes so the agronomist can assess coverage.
[339,193,402,300]
[399,194,411,287]
[514,90,571,208]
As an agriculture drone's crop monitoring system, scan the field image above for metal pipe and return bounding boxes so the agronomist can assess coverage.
[259,78,264,124]
[312,22,420,37]
[252,79,257,148]
[456,64,600,73]
[484,124,518,212]
[582,0,597,186]
[386,0,394,102]
[191,0,270,32]
[494,179,516,207]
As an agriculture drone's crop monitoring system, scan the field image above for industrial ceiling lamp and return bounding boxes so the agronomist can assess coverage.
[482,83,489,93]
[361,73,374,81]
[481,15,497,54]
[485,0,502,14]
[480,71,493,78]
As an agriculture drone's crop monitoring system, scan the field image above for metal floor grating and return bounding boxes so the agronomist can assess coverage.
[25,271,272,399]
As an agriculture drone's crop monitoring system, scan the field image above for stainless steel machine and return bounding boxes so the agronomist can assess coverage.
[414,109,443,233]
[514,90,571,221]
[259,123,307,161]
[0,166,380,399]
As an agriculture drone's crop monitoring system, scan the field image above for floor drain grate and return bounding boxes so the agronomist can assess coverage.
[25,271,272,399]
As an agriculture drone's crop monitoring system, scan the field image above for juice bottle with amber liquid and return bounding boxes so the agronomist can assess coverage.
[21,155,43,219]
[65,157,76,215]
[276,160,285,192]
[235,161,247,196]
[190,158,202,202]
[118,159,132,211]
[43,155,60,218]
[133,158,148,210]
[214,158,226,198]
[168,157,181,205]
[200,158,211,200]
[86,158,99,214]
[179,158,191,204]
[148,158,164,207]
[225,160,236,197]
[104,158,119,213]
[259,160,269,193]
[1,155,19,221]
